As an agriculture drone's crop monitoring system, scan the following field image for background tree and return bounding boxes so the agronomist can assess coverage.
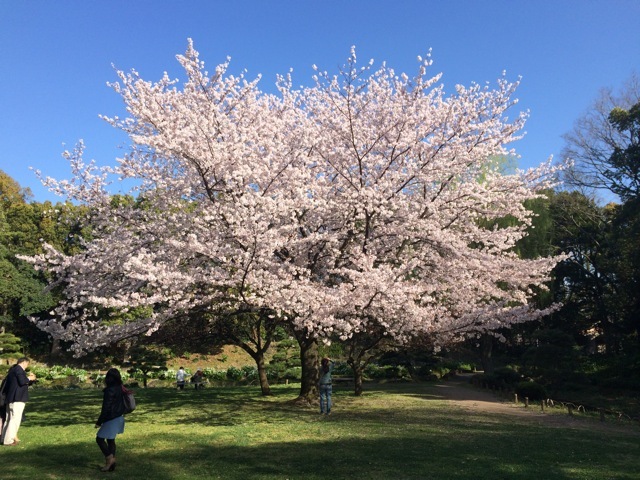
[0,328,22,363]
[558,76,640,386]
[213,308,281,396]
[561,73,640,200]
[342,326,397,396]
[0,171,65,357]
[547,192,620,353]
[0,170,33,208]
[125,345,169,388]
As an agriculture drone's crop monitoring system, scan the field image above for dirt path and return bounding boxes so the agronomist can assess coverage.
[435,374,533,417]
[435,374,639,435]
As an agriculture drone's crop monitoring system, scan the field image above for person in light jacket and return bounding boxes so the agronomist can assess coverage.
[319,357,335,415]
[176,366,186,390]
[95,368,125,472]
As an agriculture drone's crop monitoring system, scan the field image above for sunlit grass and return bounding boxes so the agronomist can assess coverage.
[1,382,638,479]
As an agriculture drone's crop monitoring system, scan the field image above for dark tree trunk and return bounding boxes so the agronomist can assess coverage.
[480,334,494,374]
[225,309,276,396]
[295,331,319,404]
[49,338,62,361]
[352,366,364,396]
[256,355,271,396]
[345,329,387,396]
[242,348,272,396]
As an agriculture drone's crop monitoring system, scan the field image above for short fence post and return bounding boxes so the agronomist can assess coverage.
[568,405,574,416]
[540,400,545,412]
[514,393,518,404]
[524,397,529,408]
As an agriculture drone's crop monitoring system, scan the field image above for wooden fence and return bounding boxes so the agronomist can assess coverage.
[474,380,640,428]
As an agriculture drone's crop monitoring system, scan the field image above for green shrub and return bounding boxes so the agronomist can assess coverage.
[394,365,411,379]
[226,366,244,381]
[363,364,411,380]
[332,363,351,375]
[283,367,302,381]
[205,368,228,381]
[241,365,257,380]
[493,367,522,386]
[515,381,548,401]
[455,363,475,372]
[30,365,89,383]
[364,364,387,379]
[478,373,503,389]
[598,376,640,391]
[415,364,450,379]
[432,366,451,379]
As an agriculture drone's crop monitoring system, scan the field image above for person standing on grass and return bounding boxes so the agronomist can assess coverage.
[191,369,205,390]
[319,357,335,415]
[95,368,125,472]
[176,366,186,390]
[0,367,9,434]
[1,357,37,446]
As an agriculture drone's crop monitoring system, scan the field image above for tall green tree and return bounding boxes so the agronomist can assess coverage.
[546,191,623,353]
[0,170,89,357]
[560,78,640,363]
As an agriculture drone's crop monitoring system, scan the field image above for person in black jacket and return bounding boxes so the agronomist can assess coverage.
[1,357,37,446]
[95,368,125,472]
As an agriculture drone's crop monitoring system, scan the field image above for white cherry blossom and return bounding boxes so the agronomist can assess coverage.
[25,41,564,355]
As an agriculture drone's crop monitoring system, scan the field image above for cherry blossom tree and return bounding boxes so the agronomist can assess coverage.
[25,40,563,402]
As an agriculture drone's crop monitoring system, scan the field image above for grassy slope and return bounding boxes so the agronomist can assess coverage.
[166,345,258,372]
[1,382,638,480]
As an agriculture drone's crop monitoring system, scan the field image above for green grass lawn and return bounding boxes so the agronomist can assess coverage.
[1,382,638,479]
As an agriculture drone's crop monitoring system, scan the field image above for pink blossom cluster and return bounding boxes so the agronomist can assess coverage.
[25,40,564,355]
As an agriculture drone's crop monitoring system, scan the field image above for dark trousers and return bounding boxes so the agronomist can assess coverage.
[96,436,116,458]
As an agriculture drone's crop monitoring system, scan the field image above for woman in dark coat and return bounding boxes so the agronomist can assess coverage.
[95,368,125,472]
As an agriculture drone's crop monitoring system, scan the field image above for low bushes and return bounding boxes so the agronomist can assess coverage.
[364,364,412,380]
[515,381,548,401]
[18,359,438,390]
[472,366,523,390]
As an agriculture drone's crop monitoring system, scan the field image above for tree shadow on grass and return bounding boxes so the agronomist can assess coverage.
[25,385,309,428]
[13,383,640,479]
[1,428,624,480]
[23,381,509,430]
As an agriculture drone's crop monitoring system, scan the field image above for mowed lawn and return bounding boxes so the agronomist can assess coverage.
[1,382,638,479]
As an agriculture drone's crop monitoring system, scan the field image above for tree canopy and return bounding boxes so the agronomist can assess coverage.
[25,42,562,361]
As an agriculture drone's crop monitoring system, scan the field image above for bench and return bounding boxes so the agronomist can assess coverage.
[332,375,354,385]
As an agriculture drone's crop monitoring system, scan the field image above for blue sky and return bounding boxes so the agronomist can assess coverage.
[1,0,638,203]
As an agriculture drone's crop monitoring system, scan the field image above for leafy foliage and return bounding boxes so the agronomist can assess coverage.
[125,345,169,388]
[515,380,548,401]
[0,330,22,361]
